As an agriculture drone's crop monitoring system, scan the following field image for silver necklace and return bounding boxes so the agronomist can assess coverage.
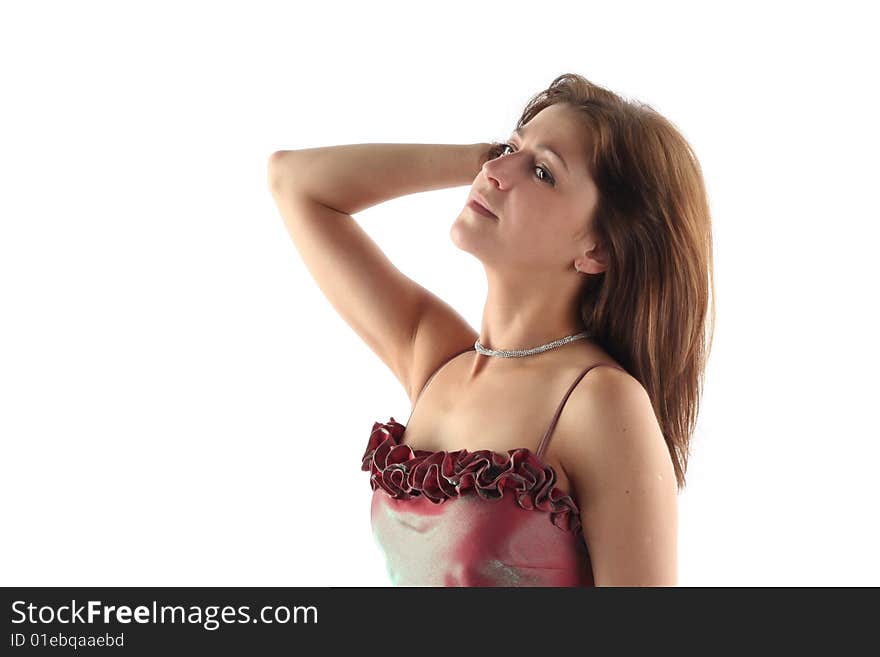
[474,330,592,358]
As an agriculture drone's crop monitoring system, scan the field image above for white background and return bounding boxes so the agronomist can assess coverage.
[2,0,877,586]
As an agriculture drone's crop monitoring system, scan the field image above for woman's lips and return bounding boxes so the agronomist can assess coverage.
[467,199,498,219]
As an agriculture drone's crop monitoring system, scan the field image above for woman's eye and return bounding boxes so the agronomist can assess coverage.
[497,143,555,185]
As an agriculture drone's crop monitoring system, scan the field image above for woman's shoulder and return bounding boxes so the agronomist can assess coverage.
[548,341,630,383]
[547,343,643,441]
[552,349,663,487]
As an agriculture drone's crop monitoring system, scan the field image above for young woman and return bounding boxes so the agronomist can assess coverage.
[268,73,715,587]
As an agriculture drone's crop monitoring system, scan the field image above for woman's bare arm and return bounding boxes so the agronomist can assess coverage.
[268,142,490,214]
[267,142,489,403]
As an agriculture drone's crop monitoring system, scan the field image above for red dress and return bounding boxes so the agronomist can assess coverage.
[362,346,608,587]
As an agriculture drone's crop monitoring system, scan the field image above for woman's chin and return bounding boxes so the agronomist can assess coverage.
[450,215,488,250]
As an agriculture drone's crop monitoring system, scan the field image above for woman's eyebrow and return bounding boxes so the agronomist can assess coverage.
[512,126,569,174]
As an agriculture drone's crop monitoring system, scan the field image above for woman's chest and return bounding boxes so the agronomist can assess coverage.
[399,379,576,498]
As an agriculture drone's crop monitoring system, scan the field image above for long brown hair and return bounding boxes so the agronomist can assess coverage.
[488,73,716,491]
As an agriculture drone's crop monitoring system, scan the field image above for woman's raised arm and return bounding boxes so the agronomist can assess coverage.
[267,142,487,403]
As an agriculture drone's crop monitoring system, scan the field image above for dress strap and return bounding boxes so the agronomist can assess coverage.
[406,345,476,423]
[536,363,612,460]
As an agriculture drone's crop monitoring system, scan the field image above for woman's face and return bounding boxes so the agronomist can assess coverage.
[452,102,600,273]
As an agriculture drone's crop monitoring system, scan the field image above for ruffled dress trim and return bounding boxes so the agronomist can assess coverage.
[361,417,582,535]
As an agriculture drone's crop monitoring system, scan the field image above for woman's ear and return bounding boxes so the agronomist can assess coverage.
[575,243,608,275]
